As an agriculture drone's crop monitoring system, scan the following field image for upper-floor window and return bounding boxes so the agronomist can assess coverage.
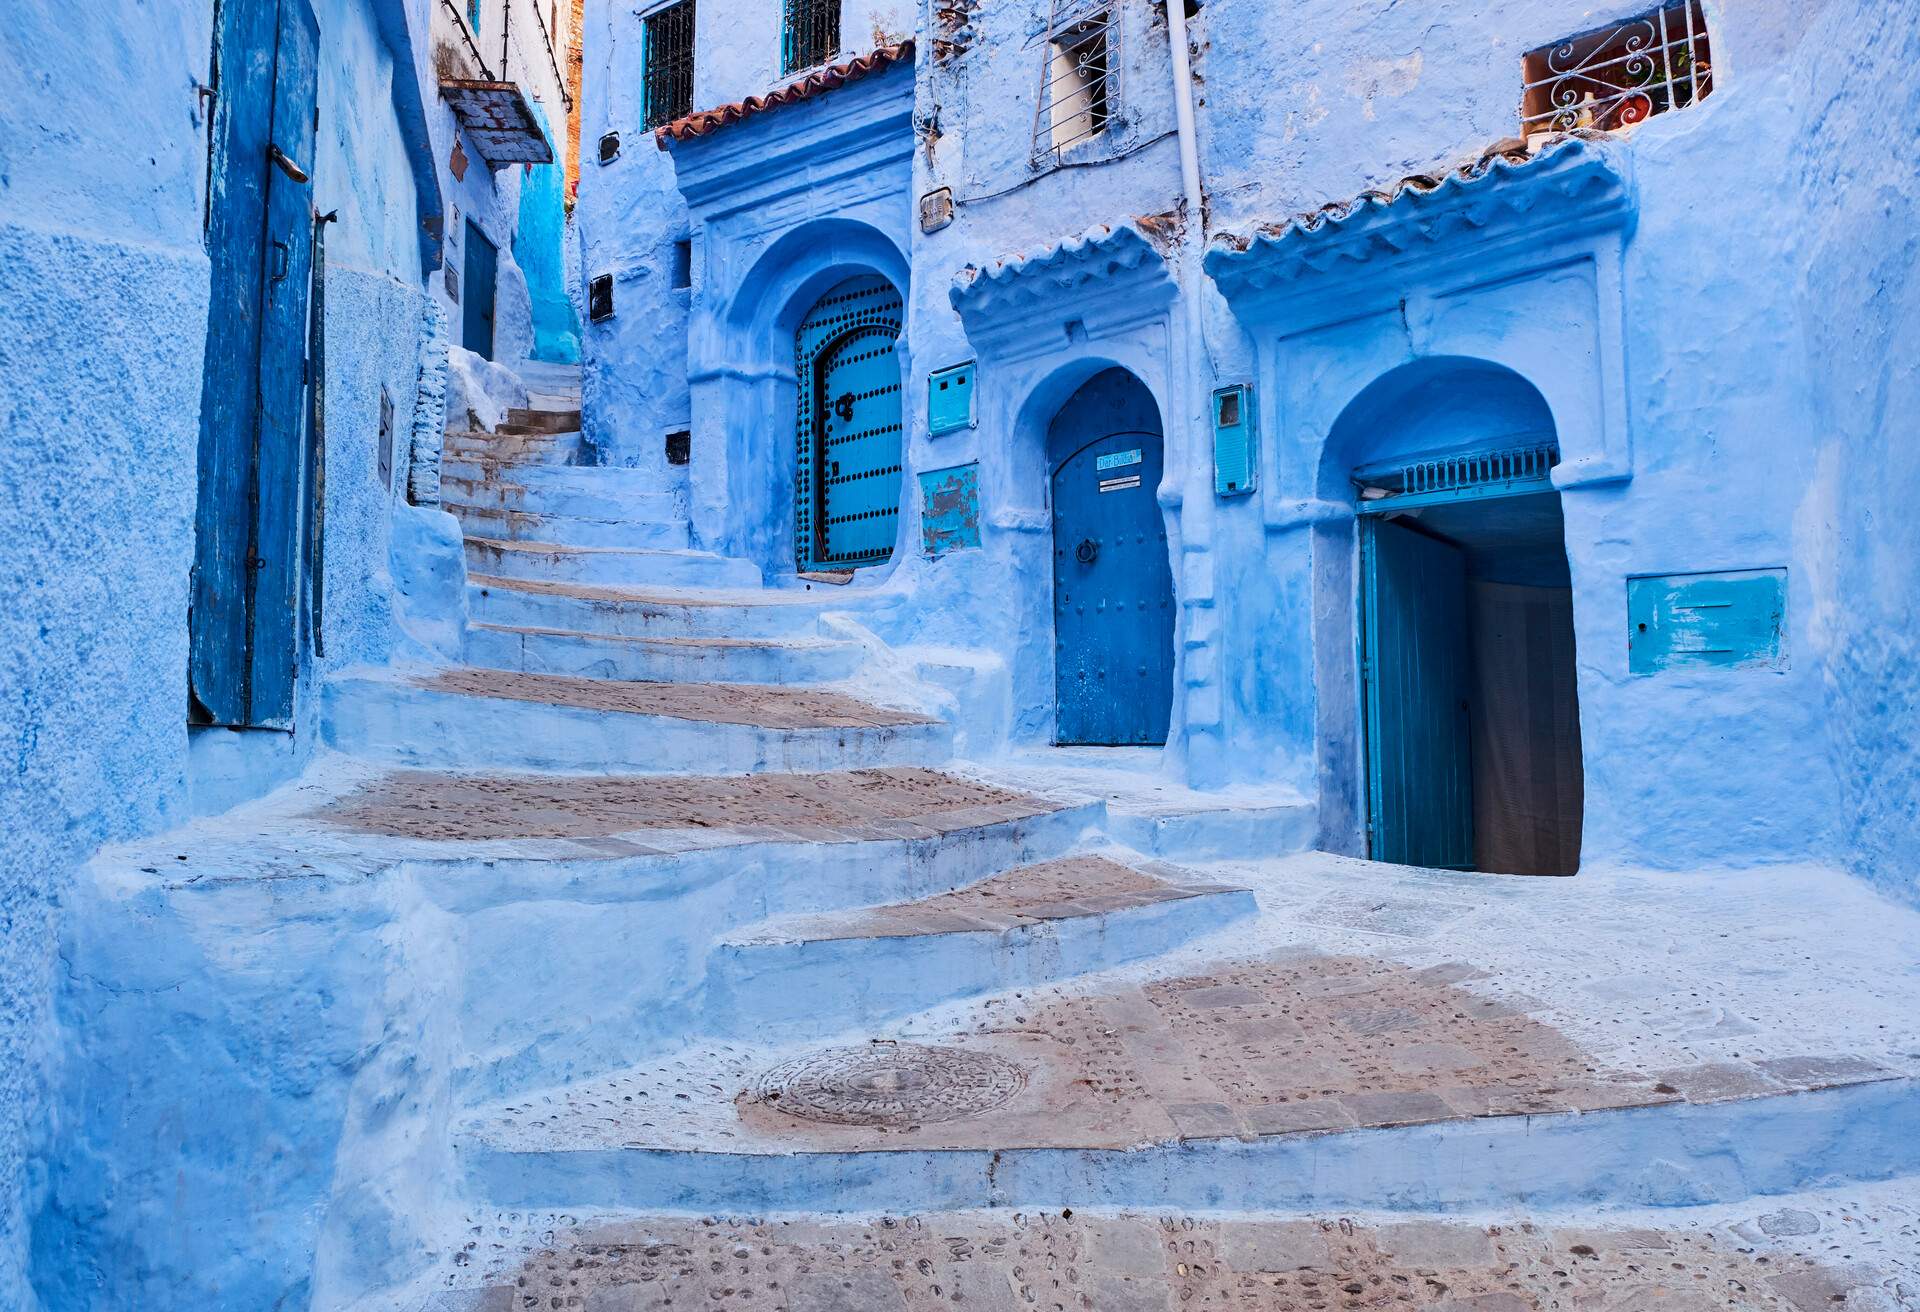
[643,0,697,129]
[1523,1,1713,136]
[782,0,841,76]
[1032,7,1116,165]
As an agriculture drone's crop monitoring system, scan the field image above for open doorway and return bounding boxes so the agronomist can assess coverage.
[1358,452,1583,875]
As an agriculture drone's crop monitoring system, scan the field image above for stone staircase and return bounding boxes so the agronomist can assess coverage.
[63,379,1920,1311]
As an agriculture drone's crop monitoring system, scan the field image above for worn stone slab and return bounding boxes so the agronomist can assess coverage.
[456,1211,1896,1312]
[419,666,935,727]
[318,767,1054,842]
[750,856,1244,944]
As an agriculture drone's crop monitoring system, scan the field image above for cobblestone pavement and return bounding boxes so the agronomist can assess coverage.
[318,767,1055,842]
[746,855,1243,943]
[419,668,936,727]
[476,948,1900,1153]
[414,1181,1920,1311]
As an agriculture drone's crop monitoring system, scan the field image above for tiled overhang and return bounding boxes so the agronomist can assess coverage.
[441,79,555,166]
[655,41,915,148]
[950,222,1176,358]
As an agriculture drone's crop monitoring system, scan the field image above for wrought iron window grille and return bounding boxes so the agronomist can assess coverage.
[1030,2,1119,168]
[1522,0,1712,136]
[643,0,697,129]
[782,0,841,76]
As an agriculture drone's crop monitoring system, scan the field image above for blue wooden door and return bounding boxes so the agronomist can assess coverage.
[1050,372,1173,746]
[795,276,902,571]
[190,0,319,728]
[1362,516,1473,868]
[463,219,499,361]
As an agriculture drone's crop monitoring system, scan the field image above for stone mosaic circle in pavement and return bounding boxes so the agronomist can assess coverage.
[463,1208,1901,1311]
[754,1043,1028,1128]
[317,767,1053,841]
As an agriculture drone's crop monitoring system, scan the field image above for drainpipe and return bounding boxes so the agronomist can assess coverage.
[1165,0,1204,232]
[1163,0,1222,786]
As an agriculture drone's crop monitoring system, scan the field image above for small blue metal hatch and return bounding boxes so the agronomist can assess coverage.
[928,361,975,436]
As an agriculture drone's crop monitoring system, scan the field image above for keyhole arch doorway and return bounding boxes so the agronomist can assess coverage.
[793,274,904,572]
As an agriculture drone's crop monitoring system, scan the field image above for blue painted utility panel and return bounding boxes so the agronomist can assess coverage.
[1628,568,1787,673]
[1362,516,1474,869]
[794,275,904,570]
[1050,370,1174,746]
[919,463,982,558]
[928,361,976,436]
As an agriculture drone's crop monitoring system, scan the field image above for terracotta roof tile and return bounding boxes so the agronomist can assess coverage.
[655,41,915,147]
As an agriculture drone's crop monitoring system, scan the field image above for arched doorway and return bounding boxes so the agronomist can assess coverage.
[1048,369,1174,745]
[793,274,903,572]
[1334,362,1585,875]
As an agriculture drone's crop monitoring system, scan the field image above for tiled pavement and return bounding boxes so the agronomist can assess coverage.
[316,766,1056,844]
[414,1180,1920,1311]
[473,947,1902,1154]
[740,855,1243,944]
[416,668,937,728]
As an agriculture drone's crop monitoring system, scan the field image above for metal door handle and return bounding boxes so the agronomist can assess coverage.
[269,144,309,183]
[834,392,856,422]
[270,240,290,282]
[1075,538,1099,564]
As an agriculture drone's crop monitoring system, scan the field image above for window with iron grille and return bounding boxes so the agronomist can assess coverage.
[1523,1,1712,136]
[782,0,840,75]
[1031,5,1117,166]
[643,0,696,130]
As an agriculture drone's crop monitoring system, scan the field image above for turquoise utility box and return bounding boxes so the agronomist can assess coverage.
[1627,568,1787,674]
[928,361,976,436]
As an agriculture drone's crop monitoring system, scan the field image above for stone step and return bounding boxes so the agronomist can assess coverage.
[462,538,761,589]
[439,470,678,521]
[322,666,952,774]
[464,621,866,685]
[458,941,1917,1214]
[506,406,582,433]
[448,503,691,551]
[705,854,1257,1040]
[444,432,583,468]
[467,576,854,640]
[405,1197,1920,1312]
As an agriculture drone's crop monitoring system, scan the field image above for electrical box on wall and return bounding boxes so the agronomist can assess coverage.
[1213,383,1257,496]
[928,361,976,436]
[1627,568,1787,674]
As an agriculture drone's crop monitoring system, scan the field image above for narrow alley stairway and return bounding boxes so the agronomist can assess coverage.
[64,393,1920,1310]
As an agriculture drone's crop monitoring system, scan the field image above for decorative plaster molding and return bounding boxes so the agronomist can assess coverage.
[950,222,1176,359]
[1205,135,1636,309]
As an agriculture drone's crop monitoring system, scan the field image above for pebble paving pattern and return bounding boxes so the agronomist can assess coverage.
[428,1200,1920,1310]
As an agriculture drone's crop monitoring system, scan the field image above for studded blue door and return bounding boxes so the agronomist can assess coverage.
[191,0,319,728]
[1362,516,1473,868]
[795,276,903,571]
[1050,370,1174,746]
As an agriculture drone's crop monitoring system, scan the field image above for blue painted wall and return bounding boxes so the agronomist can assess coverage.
[2,1,461,1306]
[514,101,582,363]
[579,0,1920,896]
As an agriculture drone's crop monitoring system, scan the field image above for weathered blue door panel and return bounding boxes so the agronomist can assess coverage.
[190,0,318,729]
[795,276,902,570]
[1050,370,1174,746]
[1363,517,1473,868]
[249,0,319,726]
[463,219,498,360]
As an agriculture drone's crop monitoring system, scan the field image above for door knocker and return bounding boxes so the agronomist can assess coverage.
[1075,537,1100,565]
[834,391,857,422]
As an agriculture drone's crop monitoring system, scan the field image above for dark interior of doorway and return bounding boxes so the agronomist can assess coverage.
[1375,491,1584,875]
